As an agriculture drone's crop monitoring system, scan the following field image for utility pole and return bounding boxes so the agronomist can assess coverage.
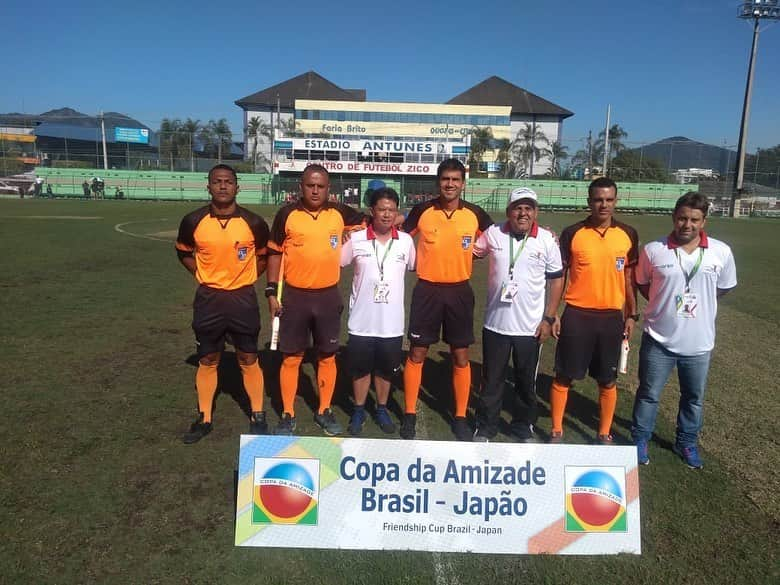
[100,111,108,170]
[602,105,611,176]
[587,130,593,178]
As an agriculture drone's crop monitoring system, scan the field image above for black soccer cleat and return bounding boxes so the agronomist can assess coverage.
[182,413,212,444]
[249,411,268,435]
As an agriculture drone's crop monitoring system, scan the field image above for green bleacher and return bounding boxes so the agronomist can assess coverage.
[35,168,697,212]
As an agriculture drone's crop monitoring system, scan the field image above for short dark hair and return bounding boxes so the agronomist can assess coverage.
[369,187,400,208]
[588,176,618,198]
[208,164,237,182]
[302,164,330,180]
[437,158,466,180]
[674,191,709,217]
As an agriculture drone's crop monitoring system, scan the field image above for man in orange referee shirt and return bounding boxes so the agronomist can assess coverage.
[550,177,639,444]
[401,159,493,441]
[175,164,270,444]
[266,164,366,436]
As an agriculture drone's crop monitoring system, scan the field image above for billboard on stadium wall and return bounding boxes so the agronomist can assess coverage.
[114,127,150,144]
[274,138,468,155]
[295,99,511,140]
[235,436,642,555]
[272,159,439,176]
[296,119,511,140]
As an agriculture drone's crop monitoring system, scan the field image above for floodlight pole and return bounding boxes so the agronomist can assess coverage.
[731,1,780,217]
[731,18,760,217]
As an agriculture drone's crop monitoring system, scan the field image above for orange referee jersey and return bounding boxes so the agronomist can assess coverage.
[402,199,493,283]
[175,205,269,290]
[268,201,365,289]
[559,217,638,310]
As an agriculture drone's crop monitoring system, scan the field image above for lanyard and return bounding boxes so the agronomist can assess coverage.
[373,238,394,281]
[675,247,703,292]
[508,232,528,280]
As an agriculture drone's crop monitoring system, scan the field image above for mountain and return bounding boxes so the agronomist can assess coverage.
[627,137,736,175]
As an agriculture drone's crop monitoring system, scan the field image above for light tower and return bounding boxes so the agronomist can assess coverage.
[730,1,780,217]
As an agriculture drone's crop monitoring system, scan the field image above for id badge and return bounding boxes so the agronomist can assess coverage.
[500,282,519,304]
[675,292,698,319]
[373,282,390,303]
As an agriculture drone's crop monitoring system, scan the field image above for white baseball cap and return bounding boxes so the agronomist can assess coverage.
[508,187,538,206]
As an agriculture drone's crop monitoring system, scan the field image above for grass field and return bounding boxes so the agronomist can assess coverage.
[1,198,777,584]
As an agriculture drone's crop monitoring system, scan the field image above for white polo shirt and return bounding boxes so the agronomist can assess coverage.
[341,226,416,338]
[637,231,737,355]
[474,222,563,336]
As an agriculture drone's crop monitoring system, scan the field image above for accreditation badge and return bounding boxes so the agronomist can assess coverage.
[373,282,390,303]
[675,292,698,319]
[499,282,519,304]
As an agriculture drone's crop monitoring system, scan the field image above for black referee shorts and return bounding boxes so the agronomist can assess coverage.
[279,285,343,354]
[554,305,623,385]
[407,279,475,348]
[347,334,403,379]
[192,284,260,357]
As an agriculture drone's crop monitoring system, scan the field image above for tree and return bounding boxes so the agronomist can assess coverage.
[468,126,494,176]
[510,123,549,177]
[544,141,569,177]
[594,124,628,163]
[609,150,670,183]
[198,118,233,161]
[744,144,780,188]
[159,118,181,170]
[246,117,263,171]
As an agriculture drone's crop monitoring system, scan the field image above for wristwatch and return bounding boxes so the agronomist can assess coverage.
[627,313,640,321]
[542,315,556,325]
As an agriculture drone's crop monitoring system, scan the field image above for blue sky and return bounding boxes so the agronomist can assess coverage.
[4,0,779,152]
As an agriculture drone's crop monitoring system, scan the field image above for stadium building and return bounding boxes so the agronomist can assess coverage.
[235,71,572,190]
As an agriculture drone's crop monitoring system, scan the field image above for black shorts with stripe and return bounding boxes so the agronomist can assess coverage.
[347,334,403,379]
[192,284,260,357]
[554,305,623,385]
[279,285,343,354]
[407,279,475,348]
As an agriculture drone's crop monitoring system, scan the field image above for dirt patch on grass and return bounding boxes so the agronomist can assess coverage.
[148,230,177,239]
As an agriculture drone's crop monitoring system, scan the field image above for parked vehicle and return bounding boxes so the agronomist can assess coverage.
[0,181,21,195]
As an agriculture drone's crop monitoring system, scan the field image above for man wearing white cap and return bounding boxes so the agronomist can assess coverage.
[472,188,564,442]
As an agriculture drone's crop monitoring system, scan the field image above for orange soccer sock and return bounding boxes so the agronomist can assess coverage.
[316,355,337,414]
[550,381,570,433]
[195,363,219,423]
[452,363,471,418]
[280,354,303,416]
[240,360,265,413]
[598,385,618,436]
[403,358,423,414]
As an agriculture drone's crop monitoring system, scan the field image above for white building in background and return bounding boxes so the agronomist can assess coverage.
[673,168,719,184]
[234,71,573,179]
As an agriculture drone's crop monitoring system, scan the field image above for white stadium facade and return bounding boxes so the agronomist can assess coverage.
[235,71,573,184]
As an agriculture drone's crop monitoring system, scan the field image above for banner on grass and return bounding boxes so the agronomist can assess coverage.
[235,436,641,555]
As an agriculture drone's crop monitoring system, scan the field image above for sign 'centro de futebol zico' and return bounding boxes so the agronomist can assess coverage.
[235,437,641,555]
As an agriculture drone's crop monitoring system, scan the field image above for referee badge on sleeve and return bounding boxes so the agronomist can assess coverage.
[329,234,339,249]
[237,247,248,261]
[615,257,625,271]
[461,235,472,250]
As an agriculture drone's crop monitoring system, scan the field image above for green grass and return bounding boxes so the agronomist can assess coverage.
[0,199,777,584]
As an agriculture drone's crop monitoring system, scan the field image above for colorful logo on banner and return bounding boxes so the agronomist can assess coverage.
[565,467,627,532]
[252,458,320,525]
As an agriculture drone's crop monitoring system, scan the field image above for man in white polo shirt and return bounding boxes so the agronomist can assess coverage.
[472,188,564,442]
[341,186,416,435]
[631,192,737,469]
